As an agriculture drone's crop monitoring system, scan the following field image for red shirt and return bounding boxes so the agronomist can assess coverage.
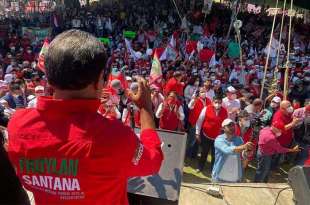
[188,97,211,126]
[8,96,163,205]
[235,124,256,160]
[164,78,184,97]
[272,110,293,147]
[202,106,228,139]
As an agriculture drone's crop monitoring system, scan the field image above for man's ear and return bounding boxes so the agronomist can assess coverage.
[94,70,107,90]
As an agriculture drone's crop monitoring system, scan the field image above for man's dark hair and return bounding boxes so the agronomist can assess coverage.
[213,95,222,102]
[45,29,108,90]
[9,83,21,92]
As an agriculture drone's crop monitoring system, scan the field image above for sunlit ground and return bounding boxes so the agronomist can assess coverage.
[183,155,292,184]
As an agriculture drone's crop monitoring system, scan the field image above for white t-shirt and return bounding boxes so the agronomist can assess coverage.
[222,97,240,121]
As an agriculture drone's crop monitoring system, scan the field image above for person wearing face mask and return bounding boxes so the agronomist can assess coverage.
[235,110,256,168]
[195,96,228,172]
[204,79,215,101]
[1,82,23,109]
[213,80,224,99]
[156,91,185,131]
[184,77,198,105]
[212,119,253,182]
[222,86,241,121]
[254,122,301,182]
[261,96,281,126]
[187,88,212,158]
[122,83,141,128]
[27,86,45,108]
[272,100,301,148]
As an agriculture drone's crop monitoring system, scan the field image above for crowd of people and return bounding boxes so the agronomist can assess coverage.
[0,0,310,195]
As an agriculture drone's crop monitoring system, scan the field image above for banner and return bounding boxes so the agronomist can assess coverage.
[22,27,51,41]
[123,30,136,39]
[98,37,110,45]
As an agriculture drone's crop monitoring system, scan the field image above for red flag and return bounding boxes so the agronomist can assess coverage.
[185,40,197,54]
[37,38,49,72]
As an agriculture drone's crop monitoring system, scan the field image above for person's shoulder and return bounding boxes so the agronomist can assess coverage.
[215,134,225,142]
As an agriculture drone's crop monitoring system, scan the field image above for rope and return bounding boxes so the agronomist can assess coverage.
[260,0,279,99]
[275,0,287,69]
[268,0,287,95]
[171,0,183,22]
[283,0,294,100]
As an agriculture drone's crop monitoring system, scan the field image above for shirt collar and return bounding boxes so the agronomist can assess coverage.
[37,96,101,114]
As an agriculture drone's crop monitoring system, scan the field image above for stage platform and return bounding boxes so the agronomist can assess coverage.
[179,183,294,205]
[27,183,294,205]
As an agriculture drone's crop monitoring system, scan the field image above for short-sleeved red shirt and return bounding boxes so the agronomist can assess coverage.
[8,96,163,205]
[272,110,293,147]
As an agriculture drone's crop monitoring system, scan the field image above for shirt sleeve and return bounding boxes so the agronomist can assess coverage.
[188,99,195,110]
[270,138,291,154]
[214,138,236,154]
[155,103,163,119]
[114,107,121,120]
[124,128,164,177]
[178,106,185,121]
[196,107,206,135]
[122,108,128,123]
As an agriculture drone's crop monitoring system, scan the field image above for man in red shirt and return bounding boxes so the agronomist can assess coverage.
[187,88,211,158]
[195,95,228,172]
[8,30,163,205]
[164,71,184,97]
[272,100,301,147]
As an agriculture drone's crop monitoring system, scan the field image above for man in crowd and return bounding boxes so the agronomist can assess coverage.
[164,71,184,97]
[222,86,240,121]
[254,122,300,182]
[212,119,253,182]
[196,95,228,172]
[156,91,185,131]
[187,87,211,158]
[7,30,163,205]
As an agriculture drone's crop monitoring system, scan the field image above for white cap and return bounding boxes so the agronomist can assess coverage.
[222,119,235,127]
[272,96,281,103]
[126,76,132,81]
[35,86,44,92]
[227,86,236,93]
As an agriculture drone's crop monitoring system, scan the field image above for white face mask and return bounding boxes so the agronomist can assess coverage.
[214,103,221,110]
[243,120,250,128]
[194,81,199,86]
[287,106,294,114]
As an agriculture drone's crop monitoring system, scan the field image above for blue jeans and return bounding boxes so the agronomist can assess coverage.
[254,149,273,182]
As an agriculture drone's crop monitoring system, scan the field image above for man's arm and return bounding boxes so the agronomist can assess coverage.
[195,107,206,136]
[125,78,163,176]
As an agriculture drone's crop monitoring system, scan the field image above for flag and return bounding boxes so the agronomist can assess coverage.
[37,38,49,72]
[123,30,136,39]
[53,14,59,28]
[197,40,204,53]
[149,50,162,87]
[159,45,179,61]
[185,40,197,54]
[99,37,110,45]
